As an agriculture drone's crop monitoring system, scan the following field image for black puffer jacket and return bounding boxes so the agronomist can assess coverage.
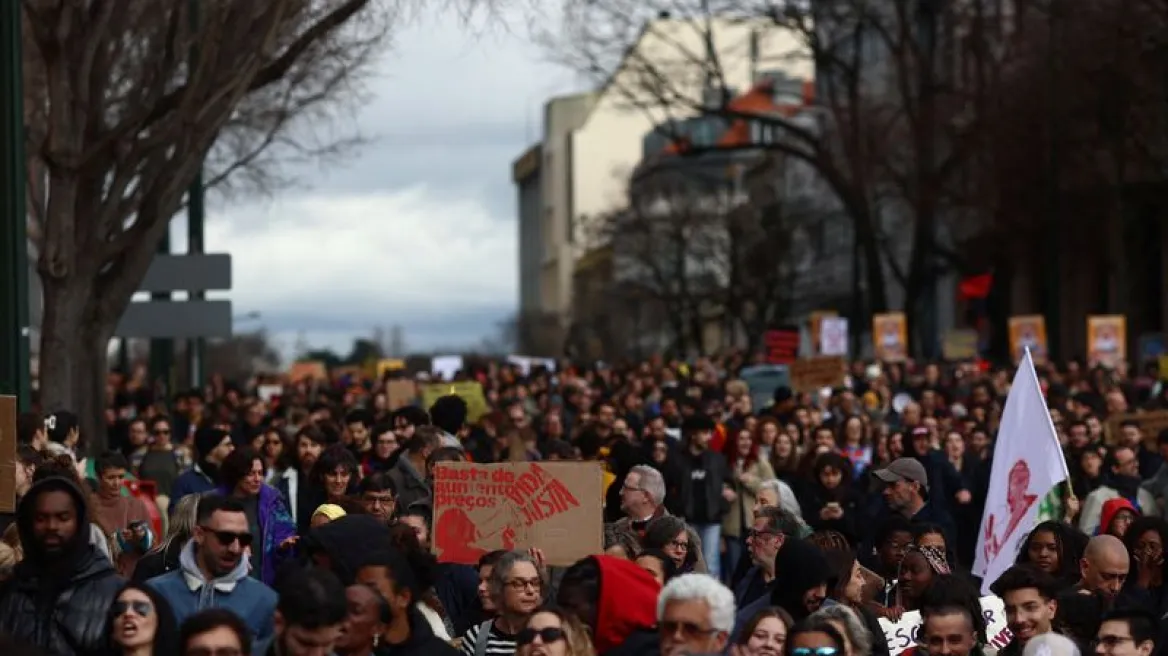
[0,476,123,656]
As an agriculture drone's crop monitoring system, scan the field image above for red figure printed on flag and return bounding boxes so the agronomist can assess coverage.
[982,460,1039,563]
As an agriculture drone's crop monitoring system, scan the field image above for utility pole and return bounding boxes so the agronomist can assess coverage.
[0,0,31,409]
[187,0,206,391]
[148,230,173,393]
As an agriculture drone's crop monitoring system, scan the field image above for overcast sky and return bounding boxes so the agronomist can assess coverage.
[170,6,581,363]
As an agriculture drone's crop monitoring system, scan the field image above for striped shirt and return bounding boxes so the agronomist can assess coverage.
[458,621,517,656]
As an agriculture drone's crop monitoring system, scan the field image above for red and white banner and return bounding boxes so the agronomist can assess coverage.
[973,348,1069,594]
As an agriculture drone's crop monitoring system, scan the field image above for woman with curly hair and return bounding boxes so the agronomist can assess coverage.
[1123,516,1168,612]
[1015,520,1088,586]
[515,605,596,656]
[642,515,707,575]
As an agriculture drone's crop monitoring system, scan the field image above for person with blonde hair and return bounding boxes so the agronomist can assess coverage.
[131,491,203,582]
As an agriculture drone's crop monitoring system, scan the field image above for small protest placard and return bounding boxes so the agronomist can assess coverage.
[288,361,327,383]
[420,381,488,423]
[764,328,800,365]
[431,461,603,567]
[880,596,1011,656]
[386,380,417,411]
[942,329,979,360]
[789,357,846,393]
[1106,410,1168,448]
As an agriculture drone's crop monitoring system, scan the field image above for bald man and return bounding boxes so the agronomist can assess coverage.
[1078,534,1130,603]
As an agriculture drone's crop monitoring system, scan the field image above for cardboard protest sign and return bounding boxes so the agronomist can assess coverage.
[386,379,417,411]
[942,329,979,360]
[420,381,488,423]
[431,461,602,567]
[1009,315,1048,364]
[1088,315,1127,368]
[377,358,406,378]
[1106,410,1168,448]
[789,357,846,393]
[288,361,327,383]
[0,397,14,513]
[809,311,837,355]
[873,313,908,362]
[880,596,1011,656]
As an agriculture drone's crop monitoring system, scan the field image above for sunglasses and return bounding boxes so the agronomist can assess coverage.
[201,527,253,548]
[660,620,717,639]
[112,600,153,617]
[792,649,839,656]
[516,627,566,646]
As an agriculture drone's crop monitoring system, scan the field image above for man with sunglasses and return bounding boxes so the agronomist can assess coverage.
[658,572,736,656]
[147,495,278,655]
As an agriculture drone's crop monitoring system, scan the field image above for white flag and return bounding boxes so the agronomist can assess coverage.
[972,349,1069,594]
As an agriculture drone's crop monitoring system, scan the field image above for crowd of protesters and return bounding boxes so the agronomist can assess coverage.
[0,354,1167,656]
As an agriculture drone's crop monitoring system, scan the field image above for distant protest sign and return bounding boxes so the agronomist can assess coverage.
[420,381,488,423]
[1106,410,1168,448]
[880,595,1011,656]
[431,461,603,567]
[789,356,846,393]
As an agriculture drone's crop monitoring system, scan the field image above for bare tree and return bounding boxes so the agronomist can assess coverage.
[544,0,1019,354]
[18,0,469,446]
[952,0,1168,354]
[592,150,809,358]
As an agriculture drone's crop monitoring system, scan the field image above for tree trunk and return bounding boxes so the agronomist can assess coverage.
[39,276,116,457]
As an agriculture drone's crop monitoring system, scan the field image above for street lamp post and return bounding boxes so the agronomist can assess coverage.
[0,1,31,408]
[187,0,206,390]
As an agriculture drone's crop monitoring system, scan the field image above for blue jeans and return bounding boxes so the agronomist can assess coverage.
[722,534,745,584]
[695,523,722,580]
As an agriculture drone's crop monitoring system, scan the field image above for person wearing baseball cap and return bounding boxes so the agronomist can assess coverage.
[873,457,957,548]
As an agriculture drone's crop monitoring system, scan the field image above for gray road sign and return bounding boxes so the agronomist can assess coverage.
[138,254,231,292]
[117,300,232,338]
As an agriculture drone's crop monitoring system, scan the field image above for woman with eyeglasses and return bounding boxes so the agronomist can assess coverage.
[783,618,847,656]
[108,581,179,656]
[515,606,595,656]
[643,516,706,574]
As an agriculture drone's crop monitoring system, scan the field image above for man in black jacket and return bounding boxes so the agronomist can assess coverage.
[677,413,732,581]
[0,476,123,656]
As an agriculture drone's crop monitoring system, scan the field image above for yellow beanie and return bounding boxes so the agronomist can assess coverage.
[312,503,347,522]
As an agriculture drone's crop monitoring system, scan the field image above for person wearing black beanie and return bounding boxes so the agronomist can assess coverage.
[169,426,234,510]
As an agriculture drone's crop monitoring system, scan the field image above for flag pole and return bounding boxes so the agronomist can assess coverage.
[1024,346,1078,504]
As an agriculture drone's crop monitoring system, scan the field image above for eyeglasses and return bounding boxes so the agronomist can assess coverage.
[505,577,542,592]
[792,649,839,656]
[112,600,153,618]
[201,527,253,548]
[747,529,780,540]
[517,627,566,646]
[659,620,718,639]
[363,494,395,506]
[668,539,690,552]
